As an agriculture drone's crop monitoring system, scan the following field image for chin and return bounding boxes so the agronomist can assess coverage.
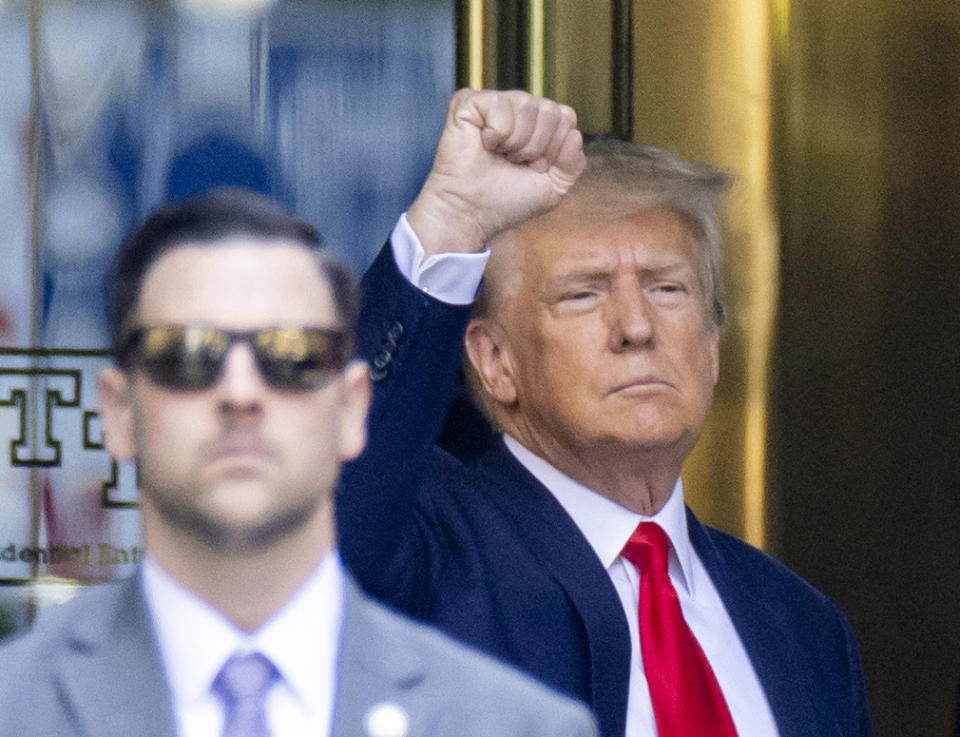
[163,492,320,556]
[196,512,307,555]
[602,423,696,455]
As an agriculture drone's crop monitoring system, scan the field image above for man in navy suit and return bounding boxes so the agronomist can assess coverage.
[339,137,872,737]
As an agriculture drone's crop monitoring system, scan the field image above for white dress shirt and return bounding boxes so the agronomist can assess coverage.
[504,436,781,737]
[143,550,344,737]
[390,213,489,305]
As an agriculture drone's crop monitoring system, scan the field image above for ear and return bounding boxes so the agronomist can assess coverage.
[464,317,518,406]
[708,325,720,388]
[336,360,371,462]
[97,367,136,462]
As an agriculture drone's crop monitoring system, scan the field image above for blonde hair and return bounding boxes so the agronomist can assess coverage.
[572,137,732,326]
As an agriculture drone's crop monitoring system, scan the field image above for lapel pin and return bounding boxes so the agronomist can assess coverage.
[363,701,409,737]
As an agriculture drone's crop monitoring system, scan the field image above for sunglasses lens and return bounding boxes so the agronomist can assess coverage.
[124,326,348,391]
[254,328,346,391]
[136,326,227,390]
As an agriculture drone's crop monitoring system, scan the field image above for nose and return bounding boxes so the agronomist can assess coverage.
[607,283,654,352]
[215,343,265,414]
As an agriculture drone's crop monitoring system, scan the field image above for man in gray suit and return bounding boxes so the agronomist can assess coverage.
[0,90,594,737]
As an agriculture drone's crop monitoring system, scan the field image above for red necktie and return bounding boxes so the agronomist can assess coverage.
[621,522,738,737]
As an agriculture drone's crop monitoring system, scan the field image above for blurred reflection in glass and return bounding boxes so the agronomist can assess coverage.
[0,0,454,637]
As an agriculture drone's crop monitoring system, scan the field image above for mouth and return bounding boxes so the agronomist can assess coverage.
[206,436,275,466]
[211,445,269,459]
[203,448,275,482]
[607,376,673,396]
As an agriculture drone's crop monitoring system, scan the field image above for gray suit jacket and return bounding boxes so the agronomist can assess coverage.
[0,571,597,737]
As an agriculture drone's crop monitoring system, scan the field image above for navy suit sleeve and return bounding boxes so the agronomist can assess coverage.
[337,241,472,610]
[840,611,872,737]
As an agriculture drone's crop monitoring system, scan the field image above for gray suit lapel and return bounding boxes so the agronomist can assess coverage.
[331,576,426,737]
[56,575,178,737]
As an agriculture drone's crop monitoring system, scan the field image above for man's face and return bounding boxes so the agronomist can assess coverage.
[98,238,369,555]
[472,205,719,479]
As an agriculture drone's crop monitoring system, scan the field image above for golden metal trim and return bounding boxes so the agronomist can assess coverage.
[467,0,484,89]
[740,1,778,550]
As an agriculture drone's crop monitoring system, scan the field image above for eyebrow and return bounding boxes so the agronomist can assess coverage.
[540,270,611,300]
[545,260,696,290]
[545,270,610,288]
[644,262,698,280]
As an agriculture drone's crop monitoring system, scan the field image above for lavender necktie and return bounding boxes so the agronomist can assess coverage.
[214,652,278,737]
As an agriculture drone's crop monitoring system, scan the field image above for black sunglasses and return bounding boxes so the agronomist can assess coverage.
[118,325,351,392]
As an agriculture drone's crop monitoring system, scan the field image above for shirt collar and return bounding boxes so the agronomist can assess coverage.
[143,549,343,713]
[503,434,696,597]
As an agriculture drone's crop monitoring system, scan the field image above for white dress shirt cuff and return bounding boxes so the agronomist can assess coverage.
[390,213,489,305]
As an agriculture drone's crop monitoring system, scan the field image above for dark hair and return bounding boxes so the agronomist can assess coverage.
[108,186,358,358]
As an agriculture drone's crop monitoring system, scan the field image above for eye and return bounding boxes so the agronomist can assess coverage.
[548,287,603,316]
[554,289,604,312]
[561,289,598,301]
[651,280,689,294]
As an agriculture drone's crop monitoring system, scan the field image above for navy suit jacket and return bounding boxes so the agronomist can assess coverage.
[341,246,871,737]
